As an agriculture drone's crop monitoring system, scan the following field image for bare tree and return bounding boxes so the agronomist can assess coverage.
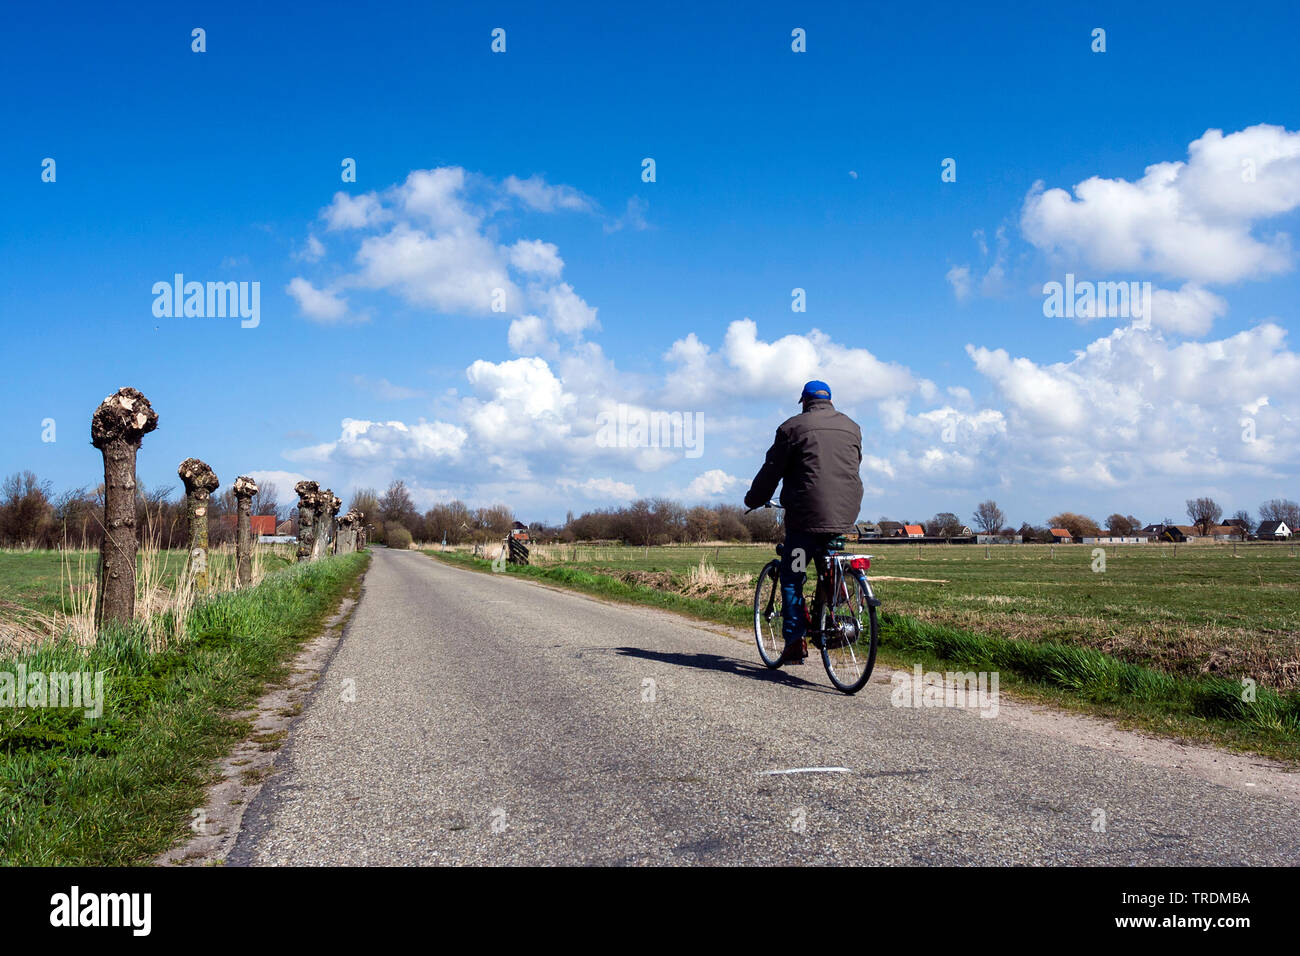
[0,471,54,545]
[335,508,360,554]
[972,500,1005,535]
[1105,513,1135,535]
[379,480,418,528]
[928,512,962,537]
[1259,498,1300,530]
[1049,512,1101,538]
[233,475,258,586]
[1185,497,1223,537]
[91,388,159,627]
[314,490,341,559]
[294,481,321,561]
[251,479,280,521]
[179,458,220,591]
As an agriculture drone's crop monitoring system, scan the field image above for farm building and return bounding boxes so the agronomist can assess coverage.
[1080,535,1152,544]
[218,514,278,536]
[1257,520,1292,540]
[854,521,880,539]
[1048,528,1073,543]
[903,524,925,538]
[877,521,906,537]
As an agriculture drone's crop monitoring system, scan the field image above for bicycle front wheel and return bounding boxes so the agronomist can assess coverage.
[819,574,878,694]
[753,560,784,668]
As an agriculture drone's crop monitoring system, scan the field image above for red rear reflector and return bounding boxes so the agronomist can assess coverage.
[850,557,870,570]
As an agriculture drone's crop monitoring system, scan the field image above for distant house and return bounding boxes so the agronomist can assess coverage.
[1160,525,1199,542]
[977,533,1022,544]
[218,514,278,536]
[1048,528,1073,544]
[276,519,295,536]
[903,524,925,538]
[1257,520,1292,540]
[1208,525,1239,541]
[878,521,906,537]
[854,521,880,539]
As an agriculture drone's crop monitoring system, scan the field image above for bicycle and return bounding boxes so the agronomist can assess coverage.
[748,502,881,695]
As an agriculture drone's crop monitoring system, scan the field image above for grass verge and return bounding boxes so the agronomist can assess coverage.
[426,549,1300,764]
[0,550,370,865]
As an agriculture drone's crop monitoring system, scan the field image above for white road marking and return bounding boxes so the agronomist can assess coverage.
[757,767,852,775]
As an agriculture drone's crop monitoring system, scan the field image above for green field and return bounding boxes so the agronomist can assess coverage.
[518,541,1300,691]
[0,546,296,649]
[432,540,1300,761]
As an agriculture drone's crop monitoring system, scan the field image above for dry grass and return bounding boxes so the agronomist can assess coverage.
[31,535,292,653]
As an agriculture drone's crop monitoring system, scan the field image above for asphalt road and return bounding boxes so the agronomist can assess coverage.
[230,547,1299,865]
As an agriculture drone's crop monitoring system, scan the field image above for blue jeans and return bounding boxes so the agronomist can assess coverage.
[779,531,838,643]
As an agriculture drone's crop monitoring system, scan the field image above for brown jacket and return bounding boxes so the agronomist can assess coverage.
[744,399,864,533]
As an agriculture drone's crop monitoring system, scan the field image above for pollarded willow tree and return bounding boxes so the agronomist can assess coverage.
[334,508,358,554]
[313,490,341,560]
[91,387,160,628]
[294,480,321,562]
[178,457,220,591]
[233,474,259,587]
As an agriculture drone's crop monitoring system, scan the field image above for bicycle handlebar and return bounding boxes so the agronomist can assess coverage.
[744,501,784,514]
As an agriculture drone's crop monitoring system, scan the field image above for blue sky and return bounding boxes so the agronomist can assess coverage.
[3,1,1299,527]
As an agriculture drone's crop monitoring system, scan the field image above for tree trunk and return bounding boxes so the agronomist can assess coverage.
[233,475,258,587]
[186,491,211,589]
[95,436,140,628]
[91,387,158,629]
[236,494,252,585]
[294,481,320,562]
[312,491,340,561]
[179,458,219,592]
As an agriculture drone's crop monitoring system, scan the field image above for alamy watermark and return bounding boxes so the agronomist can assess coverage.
[596,404,703,458]
[890,664,999,718]
[152,274,260,328]
[1042,274,1151,327]
[1,665,104,719]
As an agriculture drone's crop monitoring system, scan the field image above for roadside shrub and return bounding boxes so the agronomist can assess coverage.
[385,522,413,550]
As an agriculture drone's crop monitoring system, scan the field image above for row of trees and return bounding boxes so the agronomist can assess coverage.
[882,497,1300,542]
[562,500,783,546]
[8,467,1298,552]
[0,470,286,549]
[361,484,784,548]
[348,481,517,547]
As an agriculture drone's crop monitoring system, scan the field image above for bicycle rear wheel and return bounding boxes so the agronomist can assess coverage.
[819,573,878,694]
[753,560,784,668]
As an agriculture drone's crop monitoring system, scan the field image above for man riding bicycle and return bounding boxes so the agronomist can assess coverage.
[744,380,864,664]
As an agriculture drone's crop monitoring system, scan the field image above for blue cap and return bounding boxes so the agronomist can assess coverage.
[800,380,832,403]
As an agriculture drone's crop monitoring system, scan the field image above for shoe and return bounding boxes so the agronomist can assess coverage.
[778,637,808,665]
